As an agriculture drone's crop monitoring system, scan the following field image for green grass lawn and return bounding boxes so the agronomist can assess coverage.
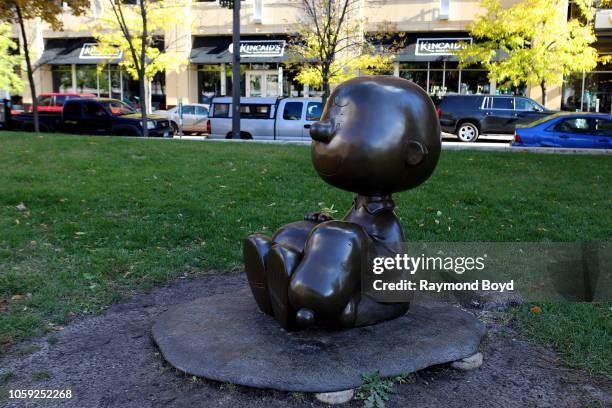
[0,132,610,377]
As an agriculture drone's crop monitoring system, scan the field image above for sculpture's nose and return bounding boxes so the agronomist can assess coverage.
[310,121,334,143]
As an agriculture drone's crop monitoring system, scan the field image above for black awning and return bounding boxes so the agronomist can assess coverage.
[38,38,122,65]
[190,35,289,64]
[390,33,507,63]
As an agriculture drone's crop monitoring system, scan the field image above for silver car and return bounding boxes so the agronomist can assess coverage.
[154,103,210,134]
[207,97,322,140]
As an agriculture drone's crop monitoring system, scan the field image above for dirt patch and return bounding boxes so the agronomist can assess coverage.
[0,273,610,408]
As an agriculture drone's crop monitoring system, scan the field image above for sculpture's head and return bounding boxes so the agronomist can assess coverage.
[310,76,441,196]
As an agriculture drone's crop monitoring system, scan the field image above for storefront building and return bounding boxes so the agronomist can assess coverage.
[561,9,612,113]
[11,0,611,112]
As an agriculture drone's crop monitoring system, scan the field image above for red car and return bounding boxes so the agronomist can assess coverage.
[33,93,96,113]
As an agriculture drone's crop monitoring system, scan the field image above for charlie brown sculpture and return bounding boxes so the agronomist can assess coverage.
[244,76,441,330]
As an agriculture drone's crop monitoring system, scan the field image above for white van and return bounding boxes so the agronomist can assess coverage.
[206,97,323,140]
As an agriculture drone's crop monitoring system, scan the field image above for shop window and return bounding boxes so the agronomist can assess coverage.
[439,0,450,19]
[583,71,612,113]
[428,70,444,95]
[51,65,72,93]
[76,66,99,94]
[459,70,489,94]
[198,66,222,102]
[445,69,459,94]
[252,0,263,23]
[399,70,427,91]
[213,103,230,118]
[400,62,428,70]
[306,102,322,121]
[283,102,302,120]
[561,72,583,112]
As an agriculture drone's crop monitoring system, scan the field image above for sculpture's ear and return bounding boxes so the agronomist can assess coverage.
[404,140,428,166]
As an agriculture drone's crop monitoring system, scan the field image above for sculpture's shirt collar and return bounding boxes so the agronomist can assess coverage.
[353,195,395,214]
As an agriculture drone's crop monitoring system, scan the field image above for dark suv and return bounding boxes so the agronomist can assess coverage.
[438,95,554,142]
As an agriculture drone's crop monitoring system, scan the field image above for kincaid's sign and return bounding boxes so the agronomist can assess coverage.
[228,40,286,58]
[415,38,472,56]
[79,43,123,59]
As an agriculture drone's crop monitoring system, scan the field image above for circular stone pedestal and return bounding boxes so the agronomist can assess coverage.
[152,289,485,393]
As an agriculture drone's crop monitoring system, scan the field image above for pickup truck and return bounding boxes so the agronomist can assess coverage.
[17,98,172,137]
[207,97,322,140]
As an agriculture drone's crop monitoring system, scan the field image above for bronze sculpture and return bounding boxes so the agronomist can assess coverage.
[244,76,441,330]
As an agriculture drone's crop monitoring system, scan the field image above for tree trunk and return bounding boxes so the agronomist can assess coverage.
[321,65,331,107]
[139,73,148,137]
[540,81,547,107]
[16,5,38,133]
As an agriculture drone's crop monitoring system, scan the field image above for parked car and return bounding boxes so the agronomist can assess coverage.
[154,103,209,134]
[207,97,323,140]
[438,94,555,142]
[18,98,172,137]
[512,112,612,149]
[33,93,96,113]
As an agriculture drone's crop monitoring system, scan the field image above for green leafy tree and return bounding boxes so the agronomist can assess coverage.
[0,0,90,132]
[0,22,23,94]
[90,0,192,136]
[455,0,604,106]
[288,0,403,105]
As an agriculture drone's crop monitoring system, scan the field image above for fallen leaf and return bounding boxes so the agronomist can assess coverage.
[531,306,542,314]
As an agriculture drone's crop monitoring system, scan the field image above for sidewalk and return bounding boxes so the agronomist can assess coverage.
[171,135,612,155]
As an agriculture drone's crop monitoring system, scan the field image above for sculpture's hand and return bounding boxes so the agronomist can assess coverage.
[304,212,333,223]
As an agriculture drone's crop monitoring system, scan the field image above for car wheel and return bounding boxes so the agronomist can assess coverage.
[457,122,480,142]
[170,122,179,136]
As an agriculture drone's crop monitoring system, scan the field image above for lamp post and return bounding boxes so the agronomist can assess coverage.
[220,0,241,139]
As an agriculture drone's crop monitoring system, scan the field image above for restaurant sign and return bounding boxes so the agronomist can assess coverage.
[228,40,286,58]
[415,38,472,56]
[79,43,123,60]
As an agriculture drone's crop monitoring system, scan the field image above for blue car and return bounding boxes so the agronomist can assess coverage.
[513,112,612,149]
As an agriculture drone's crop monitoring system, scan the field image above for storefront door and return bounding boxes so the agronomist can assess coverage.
[246,70,279,97]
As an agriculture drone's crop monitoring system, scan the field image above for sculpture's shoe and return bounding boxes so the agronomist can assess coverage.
[267,244,302,330]
[296,308,316,328]
[340,296,358,328]
[244,234,273,316]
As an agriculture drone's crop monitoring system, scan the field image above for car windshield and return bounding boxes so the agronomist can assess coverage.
[101,100,137,116]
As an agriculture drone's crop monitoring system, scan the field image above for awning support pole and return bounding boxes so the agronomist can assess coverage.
[71,64,77,93]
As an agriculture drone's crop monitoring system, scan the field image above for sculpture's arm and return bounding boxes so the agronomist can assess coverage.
[304,212,334,223]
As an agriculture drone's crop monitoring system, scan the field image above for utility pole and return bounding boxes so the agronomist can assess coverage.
[220,0,241,139]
